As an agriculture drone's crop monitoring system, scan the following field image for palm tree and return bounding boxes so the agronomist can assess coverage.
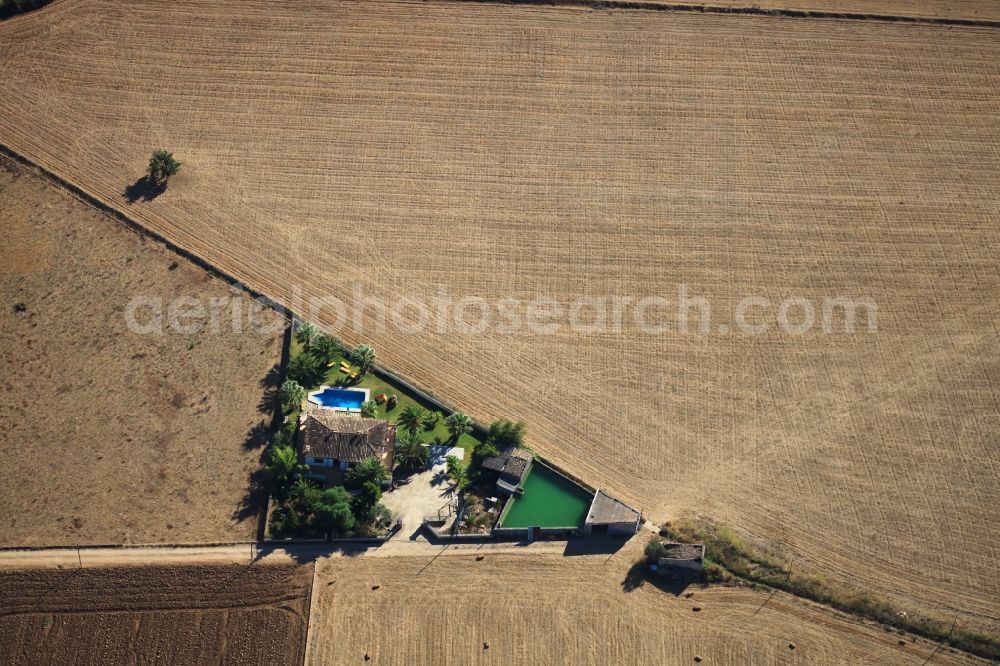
[287,352,323,388]
[351,344,376,375]
[345,457,389,487]
[266,444,305,495]
[395,432,428,470]
[397,429,422,446]
[444,412,473,443]
[445,455,469,492]
[423,410,441,431]
[279,380,307,410]
[313,334,340,363]
[290,478,322,510]
[295,321,317,351]
[397,404,426,435]
[360,400,378,418]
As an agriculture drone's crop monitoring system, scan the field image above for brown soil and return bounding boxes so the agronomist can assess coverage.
[0,562,312,666]
[309,543,982,665]
[0,157,285,546]
[612,0,1000,22]
[0,0,997,636]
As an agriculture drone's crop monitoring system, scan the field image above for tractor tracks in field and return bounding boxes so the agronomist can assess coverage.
[447,0,1000,28]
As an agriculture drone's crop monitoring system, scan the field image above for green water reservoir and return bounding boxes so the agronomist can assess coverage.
[498,463,593,528]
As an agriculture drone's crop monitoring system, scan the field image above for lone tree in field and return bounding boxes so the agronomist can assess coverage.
[147,149,181,184]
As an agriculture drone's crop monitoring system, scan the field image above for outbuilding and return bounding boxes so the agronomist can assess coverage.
[583,489,641,536]
[656,543,705,574]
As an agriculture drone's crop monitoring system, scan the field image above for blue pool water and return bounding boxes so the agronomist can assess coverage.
[310,387,367,410]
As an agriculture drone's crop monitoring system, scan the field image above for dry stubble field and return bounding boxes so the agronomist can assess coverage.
[0,157,284,546]
[0,562,312,665]
[0,0,997,636]
[624,0,1000,21]
[309,544,980,665]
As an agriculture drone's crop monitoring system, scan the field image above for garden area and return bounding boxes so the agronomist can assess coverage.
[453,488,503,535]
[261,322,536,540]
[266,452,396,540]
[284,324,484,451]
[262,322,516,540]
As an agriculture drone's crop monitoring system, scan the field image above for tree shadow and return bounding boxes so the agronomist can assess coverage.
[260,363,283,389]
[242,420,273,451]
[232,468,270,541]
[253,542,369,565]
[257,386,280,417]
[621,559,698,596]
[124,175,166,203]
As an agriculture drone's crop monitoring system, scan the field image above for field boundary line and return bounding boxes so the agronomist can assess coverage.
[0,541,256,553]
[0,144,482,434]
[446,0,1000,28]
[302,564,319,666]
[0,144,292,321]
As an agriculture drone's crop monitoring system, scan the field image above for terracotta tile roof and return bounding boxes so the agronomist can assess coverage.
[299,411,395,463]
[482,446,533,484]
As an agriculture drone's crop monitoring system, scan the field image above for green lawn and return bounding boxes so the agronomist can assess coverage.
[288,337,482,451]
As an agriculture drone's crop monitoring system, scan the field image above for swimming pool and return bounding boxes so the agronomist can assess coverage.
[307,386,370,412]
[498,462,593,529]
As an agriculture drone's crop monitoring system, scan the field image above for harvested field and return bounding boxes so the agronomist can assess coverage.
[622,0,1000,22]
[309,545,981,665]
[0,562,312,666]
[0,157,285,546]
[0,0,998,637]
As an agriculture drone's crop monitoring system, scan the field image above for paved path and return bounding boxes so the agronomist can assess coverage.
[0,536,587,570]
[381,460,457,543]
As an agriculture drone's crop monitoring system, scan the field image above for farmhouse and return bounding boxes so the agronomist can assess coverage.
[298,411,395,486]
[482,447,533,495]
[584,490,642,536]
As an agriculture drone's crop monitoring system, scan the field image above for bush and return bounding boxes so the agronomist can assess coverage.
[471,441,498,467]
[351,481,382,523]
[312,486,355,536]
[703,560,728,583]
[660,518,1000,661]
[270,503,312,538]
[644,539,667,562]
[486,419,526,448]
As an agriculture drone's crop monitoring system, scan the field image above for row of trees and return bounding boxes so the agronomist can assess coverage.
[285,323,376,389]
[394,404,473,441]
